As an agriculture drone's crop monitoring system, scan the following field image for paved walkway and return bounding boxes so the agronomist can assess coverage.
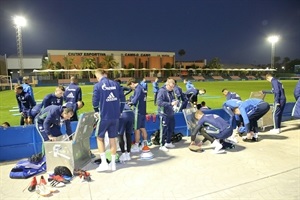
[0,120,299,200]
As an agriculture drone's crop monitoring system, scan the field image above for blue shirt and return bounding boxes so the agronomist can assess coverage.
[92,77,125,120]
[226,91,241,100]
[152,81,159,93]
[64,83,82,103]
[22,83,35,103]
[294,80,300,101]
[263,78,286,103]
[238,98,264,132]
[42,93,64,109]
[130,84,147,115]
[36,105,72,137]
[157,86,176,116]
[140,80,148,93]
[16,91,36,113]
[185,81,195,90]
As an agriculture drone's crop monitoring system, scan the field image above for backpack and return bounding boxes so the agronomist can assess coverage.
[151,130,183,145]
[9,155,46,179]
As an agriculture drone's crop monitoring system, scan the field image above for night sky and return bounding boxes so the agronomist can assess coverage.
[0,0,299,65]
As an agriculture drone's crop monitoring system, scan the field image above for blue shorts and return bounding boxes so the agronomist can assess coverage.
[97,119,119,138]
[134,114,145,130]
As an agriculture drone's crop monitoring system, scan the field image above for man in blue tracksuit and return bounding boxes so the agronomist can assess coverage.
[183,79,195,90]
[292,80,300,118]
[140,77,148,97]
[118,103,134,162]
[35,105,74,141]
[232,98,270,141]
[127,78,148,152]
[92,70,125,172]
[222,88,241,100]
[22,76,36,104]
[185,87,206,108]
[157,78,178,152]
[64,101,85,121]
[30,103,43,122]
[223,99,243,128]
[152,77,159,105]
[263,74,286,134]
[191,110,233,153]
[42,86,65,109]
[15,85,36,125]
[64,76,82,104]
[173,80,188,112]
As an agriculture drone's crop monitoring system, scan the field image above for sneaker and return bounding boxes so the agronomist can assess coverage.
[96,163,109,172]
[36,184,51,197]
[49,180,65,188]
[213,140,224,154]
[119,153,127,162]
[159,146,169,152]
[109,163,116,171]
[40,176,47,185]
[131,144,140,153]
[211,139,220,148]
[226,135,238,144]
[48,175,70,184]
[164,143,175,148]
[28,176,37,192]
[269,128,281,134]
[125,152,131,161]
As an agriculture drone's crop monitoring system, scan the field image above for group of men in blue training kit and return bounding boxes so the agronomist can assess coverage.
[12,72,300,171]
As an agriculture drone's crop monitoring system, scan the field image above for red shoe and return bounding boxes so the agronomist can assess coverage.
[28,176,37,192]
[48,175,70,184]
[40,175,47,185]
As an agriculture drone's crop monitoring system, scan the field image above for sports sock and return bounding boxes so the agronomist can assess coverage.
[100,153,107,165]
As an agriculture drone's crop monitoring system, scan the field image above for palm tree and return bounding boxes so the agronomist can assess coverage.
[208,57,221,69]
[42,58,56,78]
[82,58,96,79]
[63,56,74,79]
[101,55,119,78]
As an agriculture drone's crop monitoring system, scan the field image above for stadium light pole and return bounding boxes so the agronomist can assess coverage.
[13,16,27,77]
[267,35,279,69]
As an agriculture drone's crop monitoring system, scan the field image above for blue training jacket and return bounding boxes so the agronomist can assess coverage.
[36,105,72,137]
[157,85,175,116]
[197,114,230,134]
[263,78,286,103]
[64,83,82,103]
[185,81,195,90]
[22,83,35,103]
[238,98,264,133]
[294,80,300,101]
[92,77,125,120]
[42,93,64,108]
[226,91,241,100]
[152,81,159,93]
[130,84,147,115]
[16,91,36,113]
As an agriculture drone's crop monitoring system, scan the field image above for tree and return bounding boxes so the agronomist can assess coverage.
[178,49,186,58]
[101,55,119,69]
[207,57,221,69]
[82,58,96,78]
[63,56,74,79]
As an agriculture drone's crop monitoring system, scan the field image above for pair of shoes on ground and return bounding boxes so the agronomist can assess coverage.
[27,176,63,197]
[73,169,92,182]
[269,128,281,134]
[119,152,131,162]
[96,162,116,172]
[242,132,259,142]
[159,142,175,152]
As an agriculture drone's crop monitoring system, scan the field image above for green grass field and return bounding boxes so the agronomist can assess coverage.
[0,80,298,126]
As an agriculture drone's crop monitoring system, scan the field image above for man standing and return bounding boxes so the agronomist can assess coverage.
[92,70,125,172]
[15,84,36,125]
[152,77,159,105]
[64,76,82,104]
[292,80,300,118]
[157,78,178,152]
[127,78,148,152]
[22,76,36,104]
[263,74,286,134]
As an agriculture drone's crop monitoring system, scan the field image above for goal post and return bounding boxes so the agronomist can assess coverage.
[0,75,13,91]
